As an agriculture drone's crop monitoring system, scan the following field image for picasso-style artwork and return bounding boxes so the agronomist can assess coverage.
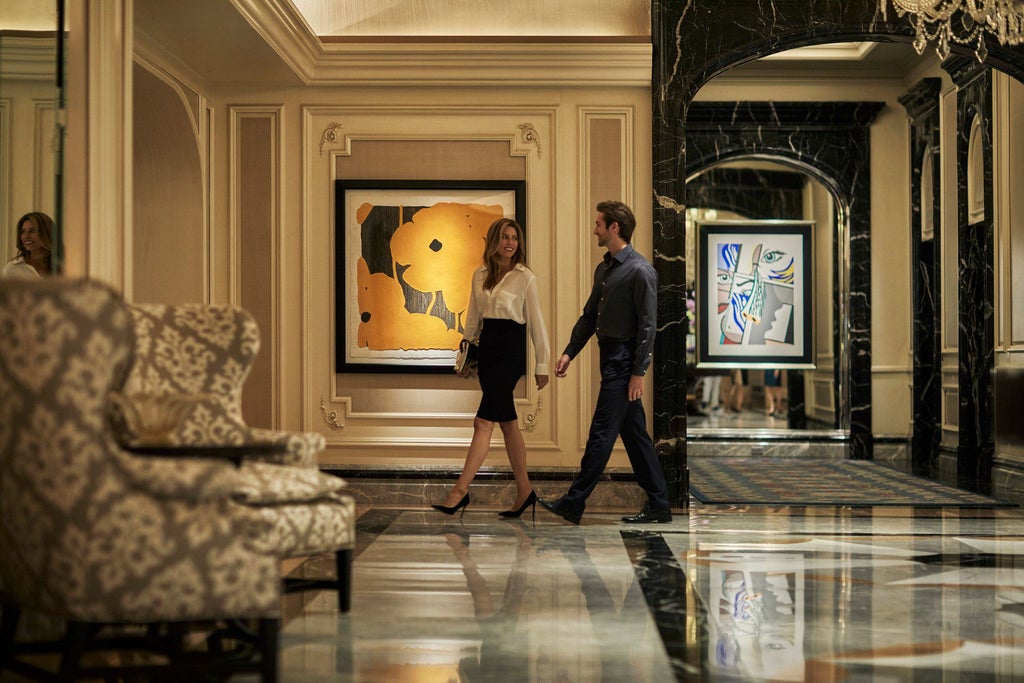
[696,221,814,368]
[335,180,525,372]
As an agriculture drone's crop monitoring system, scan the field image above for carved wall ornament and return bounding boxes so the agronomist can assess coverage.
[319,122,344,156]
[520,396,543,433]
[517,123,541,157]
[320,395,344,430]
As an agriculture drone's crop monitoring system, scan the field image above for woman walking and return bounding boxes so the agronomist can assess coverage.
[432,217,550,518]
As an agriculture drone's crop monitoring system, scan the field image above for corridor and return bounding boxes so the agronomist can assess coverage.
[274,494,1024,681]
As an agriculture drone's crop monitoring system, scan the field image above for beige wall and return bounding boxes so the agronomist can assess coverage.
[119,70,646,467]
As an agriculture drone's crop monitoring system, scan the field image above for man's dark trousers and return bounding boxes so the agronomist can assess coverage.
[561,341,671,513]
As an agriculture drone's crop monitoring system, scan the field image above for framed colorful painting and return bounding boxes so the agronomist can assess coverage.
[335,179,526,373]
[696,220,814,369]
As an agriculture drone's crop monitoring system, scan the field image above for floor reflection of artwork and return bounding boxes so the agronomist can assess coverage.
[707,552,804,681]
[335,180,524,372]
[697,221,813,368]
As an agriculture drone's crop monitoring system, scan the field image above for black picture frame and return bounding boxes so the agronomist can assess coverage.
[335,179,526,373]
[696,220,815,369]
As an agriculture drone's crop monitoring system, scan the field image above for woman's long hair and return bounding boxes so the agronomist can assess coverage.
[14,212,58,275]
[482,217,526,290]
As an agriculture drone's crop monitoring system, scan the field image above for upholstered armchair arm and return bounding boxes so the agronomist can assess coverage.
[110,448,259,502]
[247,427,324,468]
[111,447,344,504]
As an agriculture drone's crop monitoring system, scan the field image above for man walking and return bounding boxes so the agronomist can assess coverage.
[539,200,672,524]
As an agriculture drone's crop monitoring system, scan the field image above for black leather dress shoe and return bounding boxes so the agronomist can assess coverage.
[621,506,673,523]
[538,496,583,525]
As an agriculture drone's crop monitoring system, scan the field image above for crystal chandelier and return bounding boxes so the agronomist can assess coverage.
[885,0,1024,61]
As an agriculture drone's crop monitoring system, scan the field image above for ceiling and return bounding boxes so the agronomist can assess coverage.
[128,0,928,88]
[290,0,651,38]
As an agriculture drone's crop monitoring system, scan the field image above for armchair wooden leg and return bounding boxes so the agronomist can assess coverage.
[0,603,20,672]
[57,621,90,682]
[337,548,353,613]
[259,618,280,683]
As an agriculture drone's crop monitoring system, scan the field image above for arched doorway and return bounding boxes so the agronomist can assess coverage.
[651,1,1024,504]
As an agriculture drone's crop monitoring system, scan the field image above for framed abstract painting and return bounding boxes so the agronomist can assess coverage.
[696,220,814,369]
[335,179,526,373]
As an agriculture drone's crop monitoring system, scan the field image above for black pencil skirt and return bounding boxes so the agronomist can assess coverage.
[476,318,526,423]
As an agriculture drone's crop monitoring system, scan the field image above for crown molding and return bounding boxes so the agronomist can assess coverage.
[230,0,651,87]
[309,42,653,87]
[0,35,58,80]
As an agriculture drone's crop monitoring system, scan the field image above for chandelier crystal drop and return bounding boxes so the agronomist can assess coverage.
[886,0,1024,61]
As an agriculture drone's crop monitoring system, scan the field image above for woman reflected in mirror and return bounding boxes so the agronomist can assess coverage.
[2,212,60,279]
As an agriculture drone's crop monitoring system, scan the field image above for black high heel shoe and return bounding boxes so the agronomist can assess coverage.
[431,493,470,517]
[498,490,537,519]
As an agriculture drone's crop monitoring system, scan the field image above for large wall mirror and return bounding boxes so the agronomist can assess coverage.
[0,0,65,271]
[685,159,840,436]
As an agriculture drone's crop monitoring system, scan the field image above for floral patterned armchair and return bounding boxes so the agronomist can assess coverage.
[121,302,323,468]
[0,279,287,681]
[120,301,354,612]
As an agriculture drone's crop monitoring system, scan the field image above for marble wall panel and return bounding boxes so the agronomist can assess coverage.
[898,78,943,473]
[943,55,995,490]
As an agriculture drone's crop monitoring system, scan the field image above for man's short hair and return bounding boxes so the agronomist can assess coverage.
[597,200,636,242]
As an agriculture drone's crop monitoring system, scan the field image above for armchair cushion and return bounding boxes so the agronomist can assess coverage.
[231,463,347,506]
[249,496,356,558]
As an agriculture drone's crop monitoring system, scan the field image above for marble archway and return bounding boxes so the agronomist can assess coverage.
[685,101,884,439]
[651,1,1024,502]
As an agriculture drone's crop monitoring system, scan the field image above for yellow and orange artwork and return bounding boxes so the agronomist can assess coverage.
[389,202,502,320]
[354,201,504,353]
[356,257,463,351]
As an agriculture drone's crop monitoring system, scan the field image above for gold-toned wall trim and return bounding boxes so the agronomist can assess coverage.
[517,122,541,157]
[319,122,344,156]
[320,395,345,430]
[520,396,543,433]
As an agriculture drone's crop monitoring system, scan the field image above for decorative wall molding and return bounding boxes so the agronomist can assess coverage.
[320,395,345,430]
[319,122,343,156]
[302,105,560,455]
[517,122,541,157]
[520,396,543,433]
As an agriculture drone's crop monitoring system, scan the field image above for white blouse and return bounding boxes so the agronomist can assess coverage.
[1,257,41,280]
[463,264,551,375]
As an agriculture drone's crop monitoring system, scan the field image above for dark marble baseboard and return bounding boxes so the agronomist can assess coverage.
[326,466,649,512]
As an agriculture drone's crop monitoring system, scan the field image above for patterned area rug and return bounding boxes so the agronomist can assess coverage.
[688,458,1014,507]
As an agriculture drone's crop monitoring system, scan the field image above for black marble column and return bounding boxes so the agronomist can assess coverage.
[943,56,995,491]
[898,78,943,475]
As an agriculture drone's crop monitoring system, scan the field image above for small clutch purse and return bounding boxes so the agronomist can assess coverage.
[454,339,479,375]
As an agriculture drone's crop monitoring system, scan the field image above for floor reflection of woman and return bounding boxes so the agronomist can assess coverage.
[432,218,550,518]
[2,212,58,279]
[444,524,532,681]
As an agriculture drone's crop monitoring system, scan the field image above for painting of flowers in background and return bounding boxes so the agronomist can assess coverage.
[335,180,525,372]
[696,220,814,369]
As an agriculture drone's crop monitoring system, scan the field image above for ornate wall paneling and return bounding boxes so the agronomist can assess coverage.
[653,1,1024,475]
[898,78,943,473]
[230,106,283,429]
[304,106,557,464]
[943,55,996,490]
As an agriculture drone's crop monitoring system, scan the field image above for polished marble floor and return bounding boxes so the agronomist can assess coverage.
[271,497,1024,682]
